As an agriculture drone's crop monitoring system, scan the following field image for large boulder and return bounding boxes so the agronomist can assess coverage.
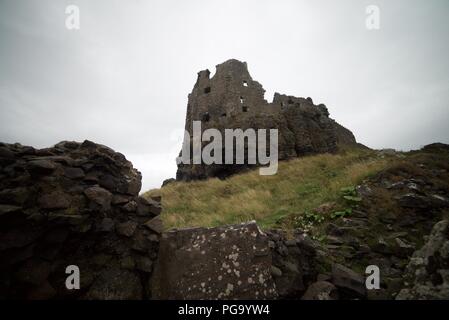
[151,222,277,299]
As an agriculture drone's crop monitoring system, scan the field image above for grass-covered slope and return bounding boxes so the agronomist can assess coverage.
[144,144,449,299]
[144,148,392,230]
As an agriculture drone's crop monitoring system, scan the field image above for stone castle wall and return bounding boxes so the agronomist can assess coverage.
[177,59,357,181]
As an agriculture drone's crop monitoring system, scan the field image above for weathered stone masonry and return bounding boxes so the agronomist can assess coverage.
[177,59,357,181]
[0,141,162,299]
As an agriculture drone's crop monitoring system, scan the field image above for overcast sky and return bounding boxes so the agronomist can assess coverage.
[1,0,449,190]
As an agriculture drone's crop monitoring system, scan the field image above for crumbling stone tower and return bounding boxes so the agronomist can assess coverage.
[177,59,357,181]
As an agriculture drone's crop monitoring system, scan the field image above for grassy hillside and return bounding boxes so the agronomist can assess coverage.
[144,148,393,230]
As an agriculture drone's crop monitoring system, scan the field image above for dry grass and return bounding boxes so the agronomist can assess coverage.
[143,148,391,230]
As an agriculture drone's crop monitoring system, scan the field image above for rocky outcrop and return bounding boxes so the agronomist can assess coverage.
[396,220,449,300]
[266,229,318,298]
[0,141,161,299]
[176,59,357,181]
[289,144,449,300]
[333,122,360,147]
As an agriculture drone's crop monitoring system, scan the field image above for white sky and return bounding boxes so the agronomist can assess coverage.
[1,0,449,190]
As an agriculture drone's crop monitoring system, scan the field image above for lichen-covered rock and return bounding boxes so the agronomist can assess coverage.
[301,281,339,300]
[396,220,449,300]
[0,140,161,299]
[176,59,358,181]
[151,222,277,299]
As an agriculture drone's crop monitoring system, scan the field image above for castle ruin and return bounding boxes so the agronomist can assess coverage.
[176,59,357,181]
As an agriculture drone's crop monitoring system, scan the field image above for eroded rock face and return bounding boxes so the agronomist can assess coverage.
[396,220,449,300]
[151,222,278,299]
[176,59,358,181]
[0,141,161,299]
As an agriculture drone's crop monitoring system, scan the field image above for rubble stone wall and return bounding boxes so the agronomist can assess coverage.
[0,140,162,299]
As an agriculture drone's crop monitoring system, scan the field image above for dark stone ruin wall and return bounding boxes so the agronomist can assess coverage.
[0,141,162,299]
[0,139,322,300]
[177,59,358,181]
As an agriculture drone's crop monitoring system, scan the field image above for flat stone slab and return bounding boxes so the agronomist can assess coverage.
[151,221,277,299]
